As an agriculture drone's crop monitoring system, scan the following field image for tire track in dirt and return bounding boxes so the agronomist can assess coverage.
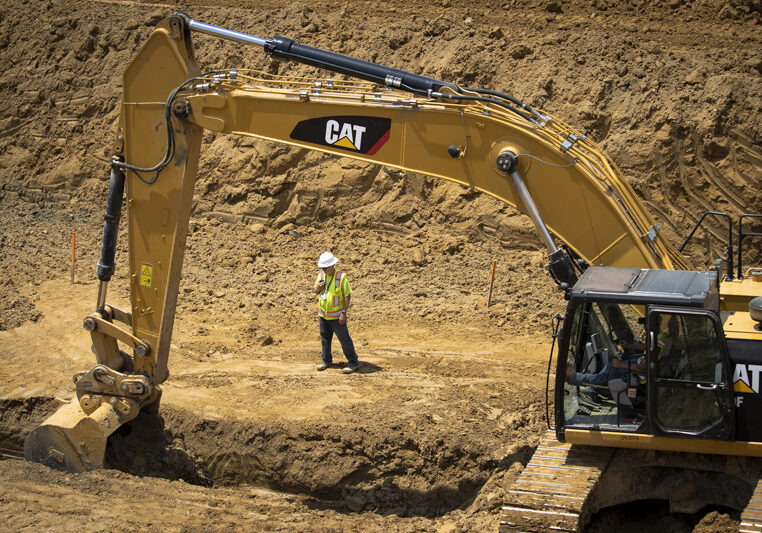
[692,132,749,212]
[730,127,762,188]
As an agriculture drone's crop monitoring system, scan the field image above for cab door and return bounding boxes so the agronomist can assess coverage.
[647,307,734,440]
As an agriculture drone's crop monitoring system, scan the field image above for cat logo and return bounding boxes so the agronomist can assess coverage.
[290,116,391,155]
[324,120,366,151]
[733,363,762,393]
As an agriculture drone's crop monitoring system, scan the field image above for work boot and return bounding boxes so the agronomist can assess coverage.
[342,363,360,374]
[317,362,330,371]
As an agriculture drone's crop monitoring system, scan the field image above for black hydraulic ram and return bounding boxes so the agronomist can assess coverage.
[264,36,459,96]
[185,15,545,124]
[187,17,458,95]
[94,157,126,311]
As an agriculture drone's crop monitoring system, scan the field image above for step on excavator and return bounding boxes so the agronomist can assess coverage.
[22,13,762,530]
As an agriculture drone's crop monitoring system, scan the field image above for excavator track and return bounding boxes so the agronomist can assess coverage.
[500,430,614,532]
[741,479,762,533]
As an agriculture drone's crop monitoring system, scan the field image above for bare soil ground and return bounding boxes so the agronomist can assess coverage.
[0,0,760,531]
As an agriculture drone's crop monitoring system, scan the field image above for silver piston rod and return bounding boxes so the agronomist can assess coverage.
[508,170,558,255]
[188,19,267,47]
[511,168,558,255]
[496,151,577,285]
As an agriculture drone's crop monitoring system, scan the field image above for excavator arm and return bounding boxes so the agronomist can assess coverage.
[25,13,690,472]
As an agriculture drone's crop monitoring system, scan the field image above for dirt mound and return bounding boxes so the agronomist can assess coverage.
[1,0,761,275]
[1,1,760,339]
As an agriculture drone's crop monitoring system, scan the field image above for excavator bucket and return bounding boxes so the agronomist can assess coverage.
[24,398,124,473]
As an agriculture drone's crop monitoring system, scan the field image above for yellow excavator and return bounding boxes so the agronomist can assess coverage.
[23,13,762,531]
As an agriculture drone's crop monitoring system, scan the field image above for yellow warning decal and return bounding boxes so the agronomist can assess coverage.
[140,263,153,288]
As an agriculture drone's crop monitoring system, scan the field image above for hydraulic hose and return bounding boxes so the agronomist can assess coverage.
[111,78,204,184]
[545,314,564,429]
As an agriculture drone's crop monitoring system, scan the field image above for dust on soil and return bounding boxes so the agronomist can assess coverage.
[0,0,761,531]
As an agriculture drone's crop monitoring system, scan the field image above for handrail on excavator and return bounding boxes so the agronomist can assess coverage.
[679,211,734,280]
[739,214,762,280]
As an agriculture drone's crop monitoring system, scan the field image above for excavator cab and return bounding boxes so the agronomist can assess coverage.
[555,266,735,443]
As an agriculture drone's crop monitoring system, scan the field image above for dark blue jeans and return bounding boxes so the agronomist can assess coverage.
[570,356,645,387]
[319,317,358,365]
[570,362,625,387]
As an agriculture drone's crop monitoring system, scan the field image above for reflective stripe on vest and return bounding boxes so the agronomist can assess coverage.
[656,336,666,359]
[333,272,343,308]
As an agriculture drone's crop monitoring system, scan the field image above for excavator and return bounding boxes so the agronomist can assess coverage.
[22,13,762,531]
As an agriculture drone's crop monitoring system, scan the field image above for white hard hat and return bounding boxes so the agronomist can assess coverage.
[317,252,338,268]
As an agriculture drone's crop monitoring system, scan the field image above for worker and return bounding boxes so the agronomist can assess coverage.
[566,340,646,388]
[313,252,360,374]
[568,315,675,388]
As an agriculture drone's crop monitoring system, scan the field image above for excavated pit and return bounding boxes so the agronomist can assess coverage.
[2,398,747,529]
[0,397,504,517]
[588,500,740,532]
[0,397,59,461]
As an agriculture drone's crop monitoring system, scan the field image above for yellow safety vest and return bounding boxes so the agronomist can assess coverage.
[315,271,352,319]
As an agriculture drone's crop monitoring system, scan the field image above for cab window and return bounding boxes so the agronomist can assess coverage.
[562,301,646,432]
